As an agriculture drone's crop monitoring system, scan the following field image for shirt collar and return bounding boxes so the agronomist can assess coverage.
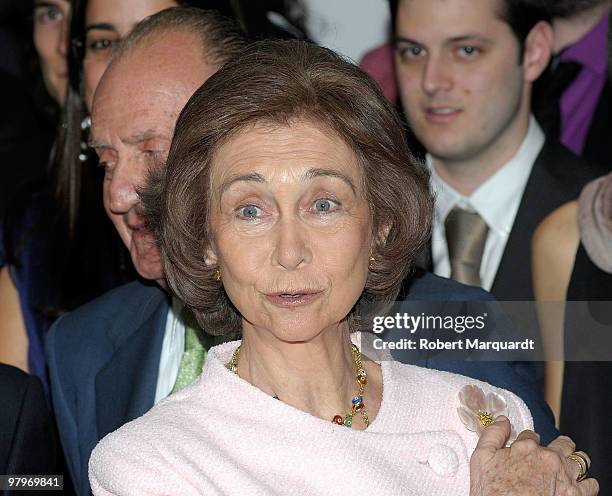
[170,297,186,329]
[560,12,610,76]
[427,116,545,236]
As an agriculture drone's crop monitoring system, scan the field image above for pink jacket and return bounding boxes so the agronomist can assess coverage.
[89,340,533,495]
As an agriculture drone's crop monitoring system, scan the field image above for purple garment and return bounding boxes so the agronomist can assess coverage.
[559,13,609,155]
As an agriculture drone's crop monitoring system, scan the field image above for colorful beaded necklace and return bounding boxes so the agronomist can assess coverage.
[227,343,369,428]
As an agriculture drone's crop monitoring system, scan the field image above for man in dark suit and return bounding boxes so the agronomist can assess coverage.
[392,1,605,437]
[47,7,558,496]
[393,0,605,301]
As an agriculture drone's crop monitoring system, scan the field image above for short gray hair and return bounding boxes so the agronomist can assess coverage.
[112,6,246,68]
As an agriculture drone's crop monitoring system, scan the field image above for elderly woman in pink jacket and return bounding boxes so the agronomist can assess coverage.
[89,40,597,496]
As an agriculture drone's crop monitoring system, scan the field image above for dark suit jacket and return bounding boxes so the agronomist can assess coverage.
[47,275,557,495]
[582,78,612,168]
[424,140,605,300]
[492,140,605,299]
[419,140,605,409]
[46,281,168,496]
[0,364,60,490]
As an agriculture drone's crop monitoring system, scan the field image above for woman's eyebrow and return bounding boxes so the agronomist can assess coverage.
[304,168,356,194]
[220,173,266,196]
[34,1,62,7]
[86,22,116,33]
[219,169,357,196]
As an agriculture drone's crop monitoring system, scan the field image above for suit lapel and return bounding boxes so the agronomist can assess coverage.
[492,141,604,299]
[583,79,612,167]
[489,150,548,300]
[95,289,169,441]
[491,143,564,299]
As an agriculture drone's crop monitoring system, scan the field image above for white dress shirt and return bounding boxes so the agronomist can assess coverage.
[428,116,545,291]
[154,298,185,404]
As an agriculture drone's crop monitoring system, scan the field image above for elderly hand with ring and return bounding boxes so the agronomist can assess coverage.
[470,417,598,495]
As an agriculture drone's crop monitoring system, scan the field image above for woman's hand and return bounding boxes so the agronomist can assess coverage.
[469,417,598,496]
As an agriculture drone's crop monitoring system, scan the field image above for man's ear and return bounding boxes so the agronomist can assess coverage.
[523,21,554,83]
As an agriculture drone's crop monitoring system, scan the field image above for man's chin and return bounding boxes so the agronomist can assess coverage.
[422,139,472,163]
[130,237,163,282]
[137,266,164,282]
[132,255,164,283]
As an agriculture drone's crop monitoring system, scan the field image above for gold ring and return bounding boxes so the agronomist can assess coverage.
[567,451,590,482]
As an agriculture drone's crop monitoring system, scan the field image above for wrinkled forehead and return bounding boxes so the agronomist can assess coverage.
[91,79,182,142]
[92,30,214,114]
[208,119,367,195]
[92,70,183,117]
[92,42,215,141]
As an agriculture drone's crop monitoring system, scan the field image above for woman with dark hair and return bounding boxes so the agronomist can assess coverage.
[0,0,81,379]
[0,0,309,391]
[0,1,69,217]
[89,40,597,496]
[32,0,71,106]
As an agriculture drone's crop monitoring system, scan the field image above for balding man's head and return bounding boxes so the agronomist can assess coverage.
[110,6,245,70]
[89,7,245,282]
[96,7,245,106]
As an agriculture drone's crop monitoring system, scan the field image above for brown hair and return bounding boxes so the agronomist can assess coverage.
[143,39,433,336]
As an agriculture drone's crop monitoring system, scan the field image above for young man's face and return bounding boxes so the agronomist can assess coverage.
[394,0,531,164]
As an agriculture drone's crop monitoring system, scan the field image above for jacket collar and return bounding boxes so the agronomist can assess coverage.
[95,285,169,440]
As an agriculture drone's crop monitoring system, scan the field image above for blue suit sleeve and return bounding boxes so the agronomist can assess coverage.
[46,316,82,493]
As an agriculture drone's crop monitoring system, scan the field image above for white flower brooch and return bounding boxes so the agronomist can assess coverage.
[457,385,516,441]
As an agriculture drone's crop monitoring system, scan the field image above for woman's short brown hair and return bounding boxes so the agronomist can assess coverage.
[143,39,432,336]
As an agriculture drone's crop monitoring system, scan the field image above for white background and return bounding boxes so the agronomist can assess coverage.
[302,0,391,63]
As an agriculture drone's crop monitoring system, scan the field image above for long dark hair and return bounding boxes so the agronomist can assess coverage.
[47,0,89,239]
[4,0,135,318]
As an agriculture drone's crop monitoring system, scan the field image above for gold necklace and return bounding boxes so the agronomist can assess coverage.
[227,343,369,428]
